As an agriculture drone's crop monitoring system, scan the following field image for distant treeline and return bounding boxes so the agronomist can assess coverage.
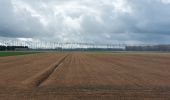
[1,45,170,51]
[30,48,124,51]
[58,48,124,51]
[0,46,29,51]
[126,45,170,51]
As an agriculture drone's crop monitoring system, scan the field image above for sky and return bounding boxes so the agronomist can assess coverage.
[0,0,170,44]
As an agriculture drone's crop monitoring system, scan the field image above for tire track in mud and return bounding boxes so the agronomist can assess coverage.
[21,54,69,89]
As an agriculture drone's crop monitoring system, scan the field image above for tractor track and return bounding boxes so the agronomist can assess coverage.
[21,54,69,88]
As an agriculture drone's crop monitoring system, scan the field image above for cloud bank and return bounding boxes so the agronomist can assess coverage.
[0,0,170,44]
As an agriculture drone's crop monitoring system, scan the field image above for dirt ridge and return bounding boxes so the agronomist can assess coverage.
[21,54,69,89]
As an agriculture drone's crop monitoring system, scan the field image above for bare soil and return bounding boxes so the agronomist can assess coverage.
[0,52,170,100]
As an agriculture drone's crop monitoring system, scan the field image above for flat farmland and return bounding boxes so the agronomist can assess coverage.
[0,52,170,100]
[0,52,67,88]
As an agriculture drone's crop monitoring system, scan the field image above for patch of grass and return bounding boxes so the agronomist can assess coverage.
[0,51,40,57]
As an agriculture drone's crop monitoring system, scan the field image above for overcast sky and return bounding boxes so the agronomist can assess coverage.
[0,0,170,44]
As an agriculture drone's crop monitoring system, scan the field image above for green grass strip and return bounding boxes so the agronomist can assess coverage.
[0,51,40,57]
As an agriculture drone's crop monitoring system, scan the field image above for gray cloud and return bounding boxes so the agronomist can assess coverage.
[0,0,170,44]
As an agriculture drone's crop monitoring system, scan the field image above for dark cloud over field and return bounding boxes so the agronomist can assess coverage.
[0,0,170,44]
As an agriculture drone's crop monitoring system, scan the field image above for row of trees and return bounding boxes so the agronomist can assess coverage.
[126,45,170,51]
[1,44,170,51]
[0,46,29,51]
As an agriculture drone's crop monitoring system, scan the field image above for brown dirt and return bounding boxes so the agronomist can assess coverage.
[0,52,170,100]
[0,52,67,88]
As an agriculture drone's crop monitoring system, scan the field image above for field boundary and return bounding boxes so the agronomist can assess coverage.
[21,54,68,88]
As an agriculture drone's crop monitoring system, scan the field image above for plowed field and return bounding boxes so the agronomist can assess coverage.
[0,52,170,100]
